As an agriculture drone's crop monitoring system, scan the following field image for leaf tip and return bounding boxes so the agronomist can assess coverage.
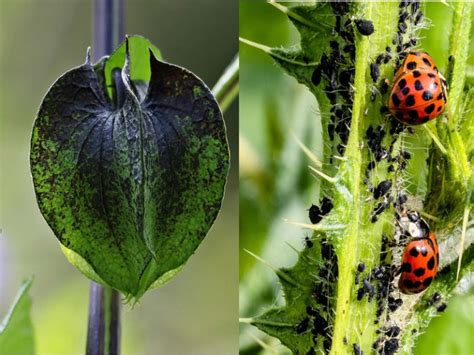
[85,47,92,65]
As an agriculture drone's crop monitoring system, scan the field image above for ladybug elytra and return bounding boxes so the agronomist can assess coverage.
[397,211,439,294]
[389,51,448,125]
[398,231,439,294]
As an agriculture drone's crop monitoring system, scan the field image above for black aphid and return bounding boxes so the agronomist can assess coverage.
[355,19,375,36]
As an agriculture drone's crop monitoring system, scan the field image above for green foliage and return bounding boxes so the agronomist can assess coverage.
[414,291,474,355]
[0,278,35,355]
[30,36,229,299]
[241,2,473,354]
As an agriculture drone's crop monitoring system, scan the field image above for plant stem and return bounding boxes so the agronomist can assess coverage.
[212,55,239,114]
[86,1,124,354]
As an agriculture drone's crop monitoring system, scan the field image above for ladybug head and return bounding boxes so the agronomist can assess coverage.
[397,210,430,239]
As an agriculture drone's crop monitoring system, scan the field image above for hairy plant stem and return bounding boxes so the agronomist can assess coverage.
[212,55,239,114]
[330,3,399,353]
[86,1,124,354]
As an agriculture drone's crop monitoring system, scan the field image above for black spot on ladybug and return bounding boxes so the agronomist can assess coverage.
[413,70,421,78]
[401,263,412,272]
[428,72,436,78]
[437,93,443,100]
[436,252,439,265]
[409,247,419,257]
[406,95,416,106]
[414,268,426,277]
[413,280,422,288]
[420,246,428,256]
[370,63,380,82]
[415,80,423,91]
[422,91,433,101]
[403,279,415,289]
[421,116,430,123]
[424,103,435,114]
[430,82,439,90]
[437,303,447,312]
[408,110,419,119]
[423,277,433,287]
[398,78,407,89]
[422,57,432,67]
[355,19,375,36]
[395,112,404,120]
[374,180,392,199]
[407,61,417,70]
[427,256,435,270]
[402,87,410,95]
[437,106,442,112]
[391,94,401,106]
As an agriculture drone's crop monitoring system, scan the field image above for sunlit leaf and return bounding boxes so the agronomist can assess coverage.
[0,278,35,355]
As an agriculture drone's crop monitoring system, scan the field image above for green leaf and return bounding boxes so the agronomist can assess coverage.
[0,278,35,355]
[30,36,229,299]
[102,35,162,99]
[414,293,474,355]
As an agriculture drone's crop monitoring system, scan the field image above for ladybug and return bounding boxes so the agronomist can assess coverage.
[389,51,448,125]
[398,231,439,294]
[397,210,439,294]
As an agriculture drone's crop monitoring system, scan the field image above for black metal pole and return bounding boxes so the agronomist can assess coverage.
[86,1,124,354]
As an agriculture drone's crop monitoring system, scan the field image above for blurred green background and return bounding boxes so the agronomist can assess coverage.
[0,1,238,354]
[239,1,473,354]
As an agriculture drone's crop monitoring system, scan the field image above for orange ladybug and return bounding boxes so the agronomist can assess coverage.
[399,230,439,294]
[389,51,447,125]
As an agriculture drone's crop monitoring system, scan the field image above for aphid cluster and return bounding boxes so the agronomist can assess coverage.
[308,197,334,224]
[312,1,375,157]
[296,1,447,353]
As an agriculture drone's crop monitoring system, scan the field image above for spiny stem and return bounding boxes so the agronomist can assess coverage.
[212,55,239,114]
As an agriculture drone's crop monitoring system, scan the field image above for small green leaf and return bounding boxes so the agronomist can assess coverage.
[0,278,35,355]
[30,36,229,298]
